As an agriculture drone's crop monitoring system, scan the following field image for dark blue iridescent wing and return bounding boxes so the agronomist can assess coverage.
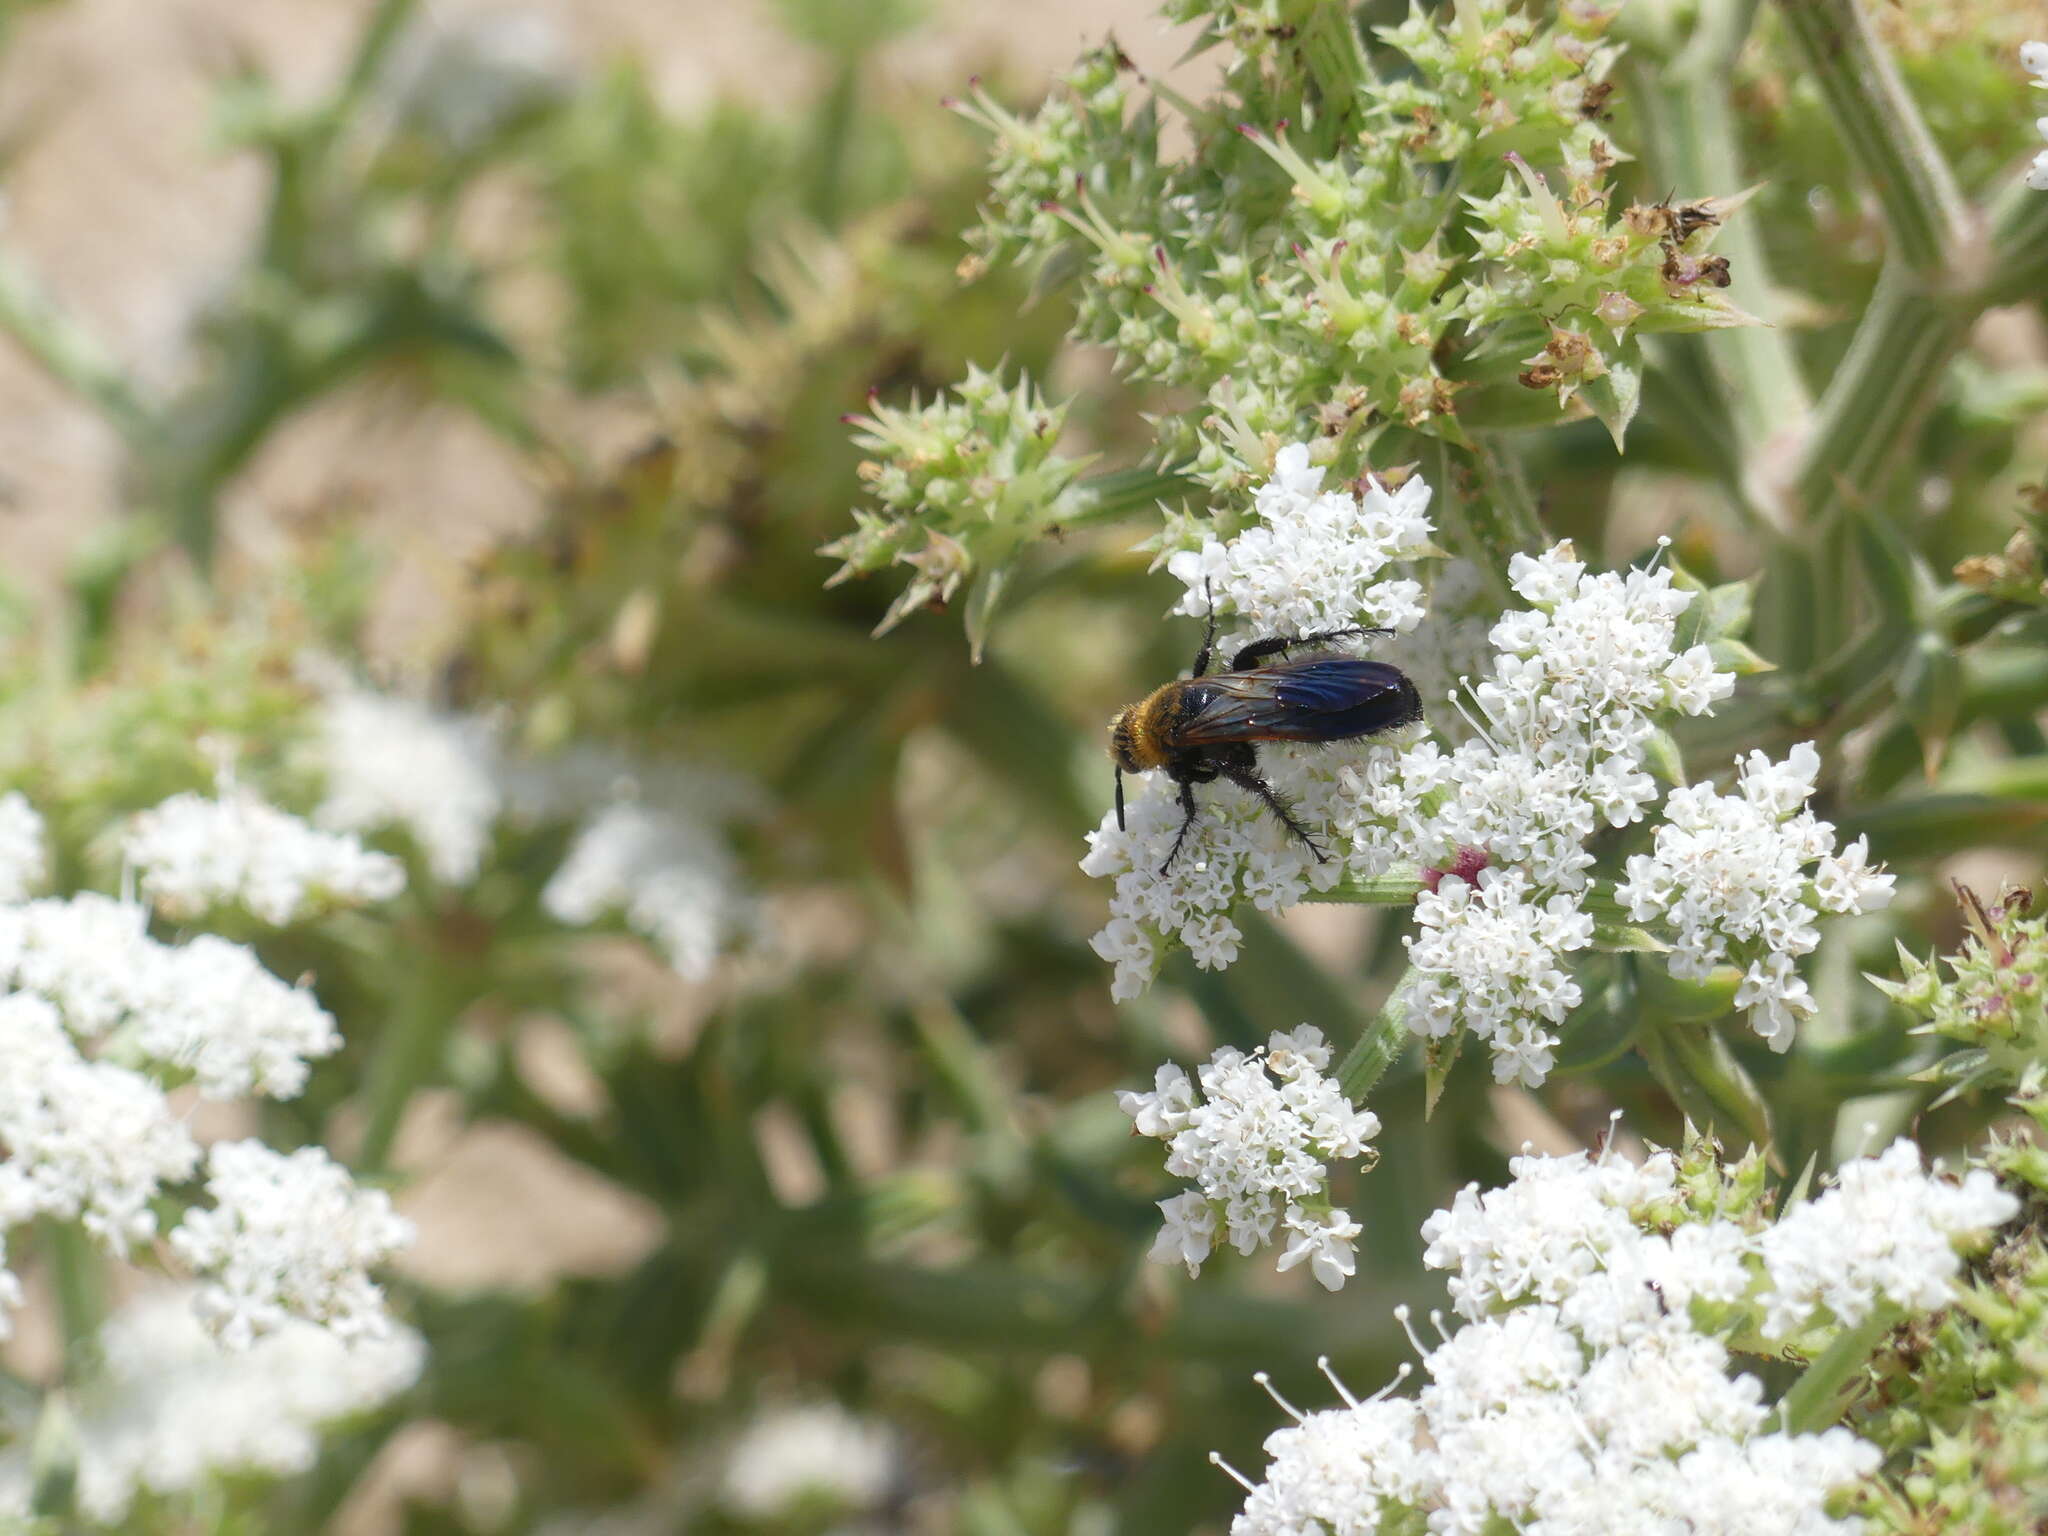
[1176,657,1421,744]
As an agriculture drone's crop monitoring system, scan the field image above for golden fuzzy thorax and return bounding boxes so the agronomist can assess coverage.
[1109,684,1179,773]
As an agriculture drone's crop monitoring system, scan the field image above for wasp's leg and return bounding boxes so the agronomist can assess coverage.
[1230,626,1395,671]
[1220,760,1329,863]
[1115,765,1127,832]
[1191,577,1219,679]
[1160,777,1202,874]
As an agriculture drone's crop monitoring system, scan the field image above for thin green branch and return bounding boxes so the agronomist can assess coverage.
[1626,0,1811,501]
[1775,0,1970,283]
[0,251,149,439]
[1337,992,1412,1102]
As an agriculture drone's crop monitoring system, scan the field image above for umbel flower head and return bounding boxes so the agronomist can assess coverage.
[1086,442,1892,1087]
[1118,1027,1379,1289]
[1221,1138,2016,1534]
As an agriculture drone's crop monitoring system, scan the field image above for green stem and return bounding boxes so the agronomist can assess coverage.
[0,250,150,440]
[1774,0,1968,282]
[42,1221,107,1374]
[1303,867,1425,905]
[1979,178,2048,309]
[1337,992,1413,1102]
[1637,1013,1778,1162]
[359,936,468,1173]
[1627,0,1811,485]
[1792,263,1970,534]
[1778,1307,1896,1432]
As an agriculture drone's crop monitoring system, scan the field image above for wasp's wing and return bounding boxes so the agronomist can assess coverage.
[1176,658,1419,744]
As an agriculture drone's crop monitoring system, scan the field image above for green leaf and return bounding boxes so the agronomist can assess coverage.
[1423,1023,1465,1118]
[1897,630,1962,777]
[1637,1016,1777,1165]
[1706,636,1775,675]
[1594,923,1670,954]
[960,564,1009,665]
[1641,727,1687,786]
[1580,353,1643,452]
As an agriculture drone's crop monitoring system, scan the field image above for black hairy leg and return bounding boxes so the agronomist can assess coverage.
[1219,755,1329,864]
[1230,626,1394,672]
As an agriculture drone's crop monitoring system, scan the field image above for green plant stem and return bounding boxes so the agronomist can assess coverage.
[1792,264,1970,533]
[1774,0,1968,282]
[1626,0,1811,499]
[359,939,468,1173]
[42,1220,107,1374]
[1979,178,2048,308]
[1337,992,1412,1102]
[1304,867,1425,905]
[1779,1308,1896,1432]
[0,250,149,439]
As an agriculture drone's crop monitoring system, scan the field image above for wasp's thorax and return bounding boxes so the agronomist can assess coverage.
[1109,687,1178,774]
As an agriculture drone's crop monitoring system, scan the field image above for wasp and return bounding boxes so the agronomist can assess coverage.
[1109,603,1422,873]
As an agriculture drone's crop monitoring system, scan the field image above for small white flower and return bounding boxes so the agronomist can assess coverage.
[1151,1190,1217,1275]
[1615,744,1891,1051]
[0,992,199,1262]
[1274,1205,1363,1291]
[0,793,46,903]
[0,894,344,1099]
[542,800,744,981]
[0,1287,422,1526]
[2023,40,2048,80]
[1123,1027,1380,1284]
[720,1402,896,1519]
[2028,149,2048,192]
[125,789,404,924]
[314,687,503,886]
[1758,1139,2017,1335]
[169,1140,414,1350]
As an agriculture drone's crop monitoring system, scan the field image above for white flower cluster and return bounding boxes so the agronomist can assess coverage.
[0,892,341,1098]
[542,800,744,983]
[170,1140,415,1351]
[1087,446,1891,1086]
[1117,1027,1380,1289]
[0,791,45,903]
[125,787,405,924]
[1085,450,1436,1001]
[0,992,198,1260]
[2025,42,2048,190]
[0,1288,423,1527]
[1227,1140,2016,1534]
[1166,442,1435,645]
[0,795,411,1353]
[1365,543,1735,1085]
[314,686,504,887]
[312,681,753,982]
[719,1402,898,1520]
[1229,1310,1876,1536]
[1614,743,1895,1048]
[1424,1140,2012,1345]
[1757,1138,2017,1337]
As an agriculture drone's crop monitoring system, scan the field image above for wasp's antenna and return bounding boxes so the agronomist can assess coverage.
[1115,765,1128,832]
